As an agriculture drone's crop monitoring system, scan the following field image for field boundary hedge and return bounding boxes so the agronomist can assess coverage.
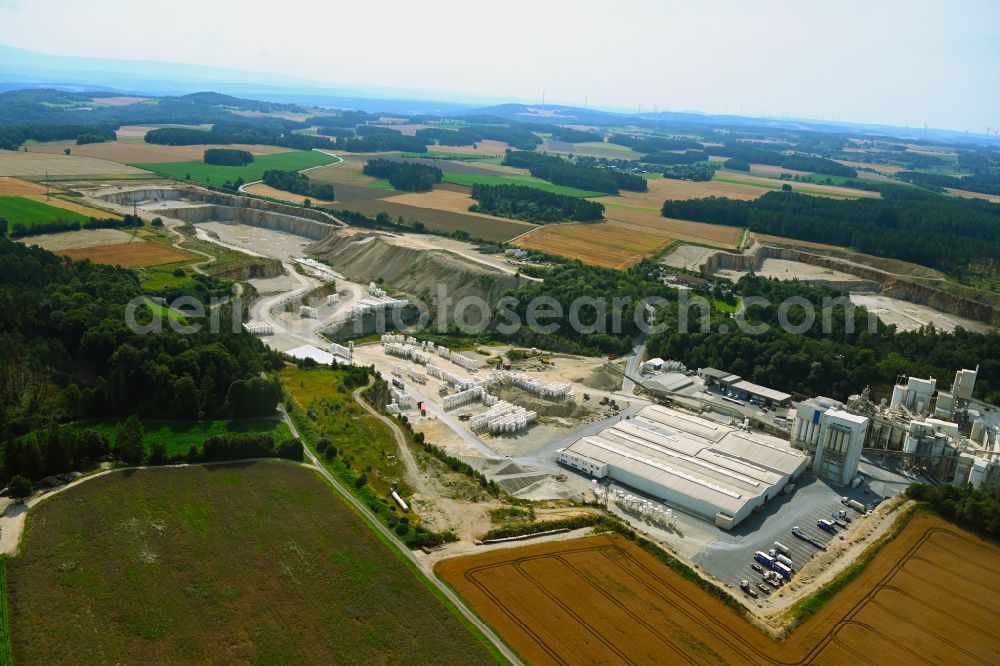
[0,557,10,666]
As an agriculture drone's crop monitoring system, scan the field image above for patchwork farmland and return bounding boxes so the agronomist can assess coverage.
[513,220,677,269]
[133,150,339,187]
[437,513,1000,665]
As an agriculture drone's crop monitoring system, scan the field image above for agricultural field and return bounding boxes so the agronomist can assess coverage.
[27,140,294,164]
[0,150,150,178]
[382,189,536,226]
[513,220,676,269]
[602,205,743,248]
[6,462,499,664]
[442,172,606,198]
[297,158,396,202]
[0,177,122,221]
[544,139,643,160]
[56,240,199,268]
[330,198,532,242]
[0,195,90,229]
[242,182,336,205]
[115,124,214,139]
[437,513,1000,665]
[133,150,338,187]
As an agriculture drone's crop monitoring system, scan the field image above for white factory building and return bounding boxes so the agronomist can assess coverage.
[791,397,870,485]
[558,405,807,529]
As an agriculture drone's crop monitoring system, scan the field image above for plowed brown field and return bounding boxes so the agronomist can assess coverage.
[57,240,198,267]
[437,514,1000,665]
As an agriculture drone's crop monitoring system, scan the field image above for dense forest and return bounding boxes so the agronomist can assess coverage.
[335,133,429,153]
[661,188,1000,275]
[415,124,543,150]
[0,124,117,150]
[907,484,1000,539]
[897,161,1000,195]
[469,183,604,223]
[315,126,356,139]
[203,148,253,166]
[145,122,334,150]
[362,159,443,191]
[0,239,286,478]
[261,169,334,200]
[502,151,646,193]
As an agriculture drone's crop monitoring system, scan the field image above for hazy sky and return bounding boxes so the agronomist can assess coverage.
[1,0,997,131]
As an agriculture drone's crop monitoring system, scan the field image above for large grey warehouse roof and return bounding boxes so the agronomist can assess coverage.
[731,380,792,403]
[698,367,732,380]
[561,405,806,518]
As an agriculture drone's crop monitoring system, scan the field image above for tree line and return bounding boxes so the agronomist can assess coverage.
[6,213,143,239]
[261,169,334,200]
[362,159,443,191]
[660,164,716,181]
[469,183,604,223]
[607,134,703,153]
[145,122,334,150]
[502,150,647,194]
[660,188,1000,275]
[708,143,857,177]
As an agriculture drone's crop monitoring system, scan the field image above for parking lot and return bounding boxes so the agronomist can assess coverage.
[726,501,850,601]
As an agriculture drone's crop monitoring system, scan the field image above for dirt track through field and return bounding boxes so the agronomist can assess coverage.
[437,513,1000,665]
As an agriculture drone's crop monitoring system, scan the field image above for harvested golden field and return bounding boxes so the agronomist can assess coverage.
[604,176,766,205]
[242,182,336,205]
[56,240,199,267]
[27,141,293,164]
[437,514,1000,666]
[330,198,529,242]
[750,164,811,177]
[115,124,213,139]
[17,228,136,251]
[835,159,905,174]
[513,221,676,269]
[0,177,52,195]
[946,187,1000,203]
[714,172,880,199]
[603,205,742,248]
[383,189,534,226]
[0,150,149,177]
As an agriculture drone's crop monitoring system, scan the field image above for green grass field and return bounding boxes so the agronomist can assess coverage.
[23,418,292,458]
[132,150,339,187]
[441,172,606,197]
[0,196,90,232]
[5,463,500,664]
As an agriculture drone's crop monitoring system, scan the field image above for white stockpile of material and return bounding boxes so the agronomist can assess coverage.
[384,343,431,366]
[501,372,574,401]
[442,387,485,409]
[470,400,537,434]
[330,342,352,360]
[406,367,427,384]
[243,321,273,336]
[326,293,340,305]
[369,281,386,298]
[299,305,319,319]
[390,387,415,409]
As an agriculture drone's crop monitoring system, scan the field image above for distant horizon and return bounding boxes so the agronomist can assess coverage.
[0,45,993,143]
[0,0,997,134]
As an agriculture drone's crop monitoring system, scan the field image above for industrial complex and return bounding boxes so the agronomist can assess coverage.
[558,405,807,529]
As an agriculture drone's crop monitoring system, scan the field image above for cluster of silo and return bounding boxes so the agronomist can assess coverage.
[469,401,537,434]
[502,372,574,401]
[242,321,273,336]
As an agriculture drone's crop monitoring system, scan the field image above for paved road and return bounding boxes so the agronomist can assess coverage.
[621,331,648,395]
[278,404,523,665]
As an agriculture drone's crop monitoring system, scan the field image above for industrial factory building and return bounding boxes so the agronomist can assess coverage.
[558,405,807,529]
[791,397,870,485]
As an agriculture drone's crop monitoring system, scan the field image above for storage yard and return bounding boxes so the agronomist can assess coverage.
[437,513,1000,665]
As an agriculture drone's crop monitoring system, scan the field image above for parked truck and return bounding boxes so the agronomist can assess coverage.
[754,551,775,568]
[775,553,793,568]
[772,541,791,556]
[842,497,867,514]
[817,519,837,533]
[771,561,793,578]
